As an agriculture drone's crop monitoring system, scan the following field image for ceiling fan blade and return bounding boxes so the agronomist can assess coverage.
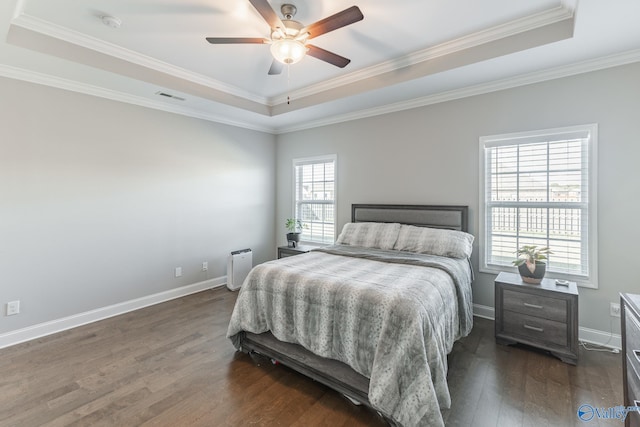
[303,6,364,40]
[248,0,284,30]
[306,44,351,68]
[268,60,283,75]
[206,37,267,44]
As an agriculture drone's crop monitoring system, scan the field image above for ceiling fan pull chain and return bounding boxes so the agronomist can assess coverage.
[287,64,291,105]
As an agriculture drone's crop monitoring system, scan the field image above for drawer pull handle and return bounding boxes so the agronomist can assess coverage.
[635,400,640,407]
[523,324,544,333]
[634,350,640,363]
[523,303,544,309]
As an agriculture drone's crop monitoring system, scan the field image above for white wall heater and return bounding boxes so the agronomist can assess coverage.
[227,248,252,291]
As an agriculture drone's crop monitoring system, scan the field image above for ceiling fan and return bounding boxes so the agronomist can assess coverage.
[206,0,364,75]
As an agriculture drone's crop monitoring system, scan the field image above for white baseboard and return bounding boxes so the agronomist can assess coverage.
[578,326,622,350]
[0,277,226,350]
[473,303,495,320]
[2,288,621,351]
[473,303,621,350]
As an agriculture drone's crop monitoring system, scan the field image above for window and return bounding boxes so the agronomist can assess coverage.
[293,155,336,244]
[479,124,598,288]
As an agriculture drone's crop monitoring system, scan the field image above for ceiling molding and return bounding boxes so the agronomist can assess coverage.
[268,5,574,106]
[6,22,270,115]
[269,14,575,116]
[10,12,269,106]
[12,0,26,20]
[11,3,573,113]
[274,48,640,134]
[4,0,638,134]
[0,63,274,133]
[2,45,637,136]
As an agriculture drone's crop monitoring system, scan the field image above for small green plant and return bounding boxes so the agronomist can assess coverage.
[285,218,305,233]
[512,245,552,270]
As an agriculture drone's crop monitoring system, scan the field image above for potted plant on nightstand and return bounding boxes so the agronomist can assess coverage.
[513,245,552,284]
[285,218,305,248]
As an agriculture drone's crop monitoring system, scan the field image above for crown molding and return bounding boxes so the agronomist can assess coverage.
[3,47,638,136]
[12,0,26,20]
[10,12,269,106]
[268,5,574,106]
[11,2,572,111]
[0,63,275,133]
[275,48,640,134]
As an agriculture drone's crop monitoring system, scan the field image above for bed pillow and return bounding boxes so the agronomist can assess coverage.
[335,222,401,250]
[394,224,474,259]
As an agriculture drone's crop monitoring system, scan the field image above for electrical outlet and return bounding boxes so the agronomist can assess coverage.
[202,261,208,272]
[610,302,621,318]
[6,300,20,316]
[175,267,182,278]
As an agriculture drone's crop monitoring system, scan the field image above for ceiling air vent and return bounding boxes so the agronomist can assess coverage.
[155,91,185,101]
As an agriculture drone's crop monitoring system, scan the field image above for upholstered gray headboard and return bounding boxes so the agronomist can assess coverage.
[351,204,468,232]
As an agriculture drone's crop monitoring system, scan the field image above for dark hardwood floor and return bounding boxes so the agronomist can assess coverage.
[0,287,623,426]
[443,314,623,426]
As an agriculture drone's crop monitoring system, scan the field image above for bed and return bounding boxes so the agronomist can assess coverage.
[227,204,474,427]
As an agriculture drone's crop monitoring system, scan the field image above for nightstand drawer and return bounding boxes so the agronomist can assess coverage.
[626,312,640,377]
[627,388,640,427]
[622,294,640,424]
[277,245,313,259]
[503,289,567,323]
[503,310,567,347]
[627,357,640,427]
[278,250,298,258]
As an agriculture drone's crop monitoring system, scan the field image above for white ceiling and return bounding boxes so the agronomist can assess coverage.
[2,0,640,133]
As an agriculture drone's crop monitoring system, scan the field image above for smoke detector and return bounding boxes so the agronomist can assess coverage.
[101,15,121,29]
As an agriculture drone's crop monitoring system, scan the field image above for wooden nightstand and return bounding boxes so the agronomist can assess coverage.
[495,271,579,365]
[277,245,314,259]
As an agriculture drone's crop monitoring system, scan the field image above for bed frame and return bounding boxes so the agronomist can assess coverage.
[237,204,469,416]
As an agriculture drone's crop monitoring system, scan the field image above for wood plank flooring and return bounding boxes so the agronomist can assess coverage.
[0,287,623,426]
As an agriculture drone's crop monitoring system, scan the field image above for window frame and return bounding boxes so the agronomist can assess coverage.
[478,124,598,289]
[291,154,337,245]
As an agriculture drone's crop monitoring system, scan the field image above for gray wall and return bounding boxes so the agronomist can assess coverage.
[3,61,638,339]
[276,62,640,335]
[0,77,276,334]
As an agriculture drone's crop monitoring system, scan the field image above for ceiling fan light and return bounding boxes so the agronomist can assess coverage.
[270,39,306,65]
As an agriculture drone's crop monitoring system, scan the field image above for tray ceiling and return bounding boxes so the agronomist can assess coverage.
[2,0,640,133]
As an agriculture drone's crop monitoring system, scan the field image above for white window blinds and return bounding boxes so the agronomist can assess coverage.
[293,155,336,244]
[479,125,598,287]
